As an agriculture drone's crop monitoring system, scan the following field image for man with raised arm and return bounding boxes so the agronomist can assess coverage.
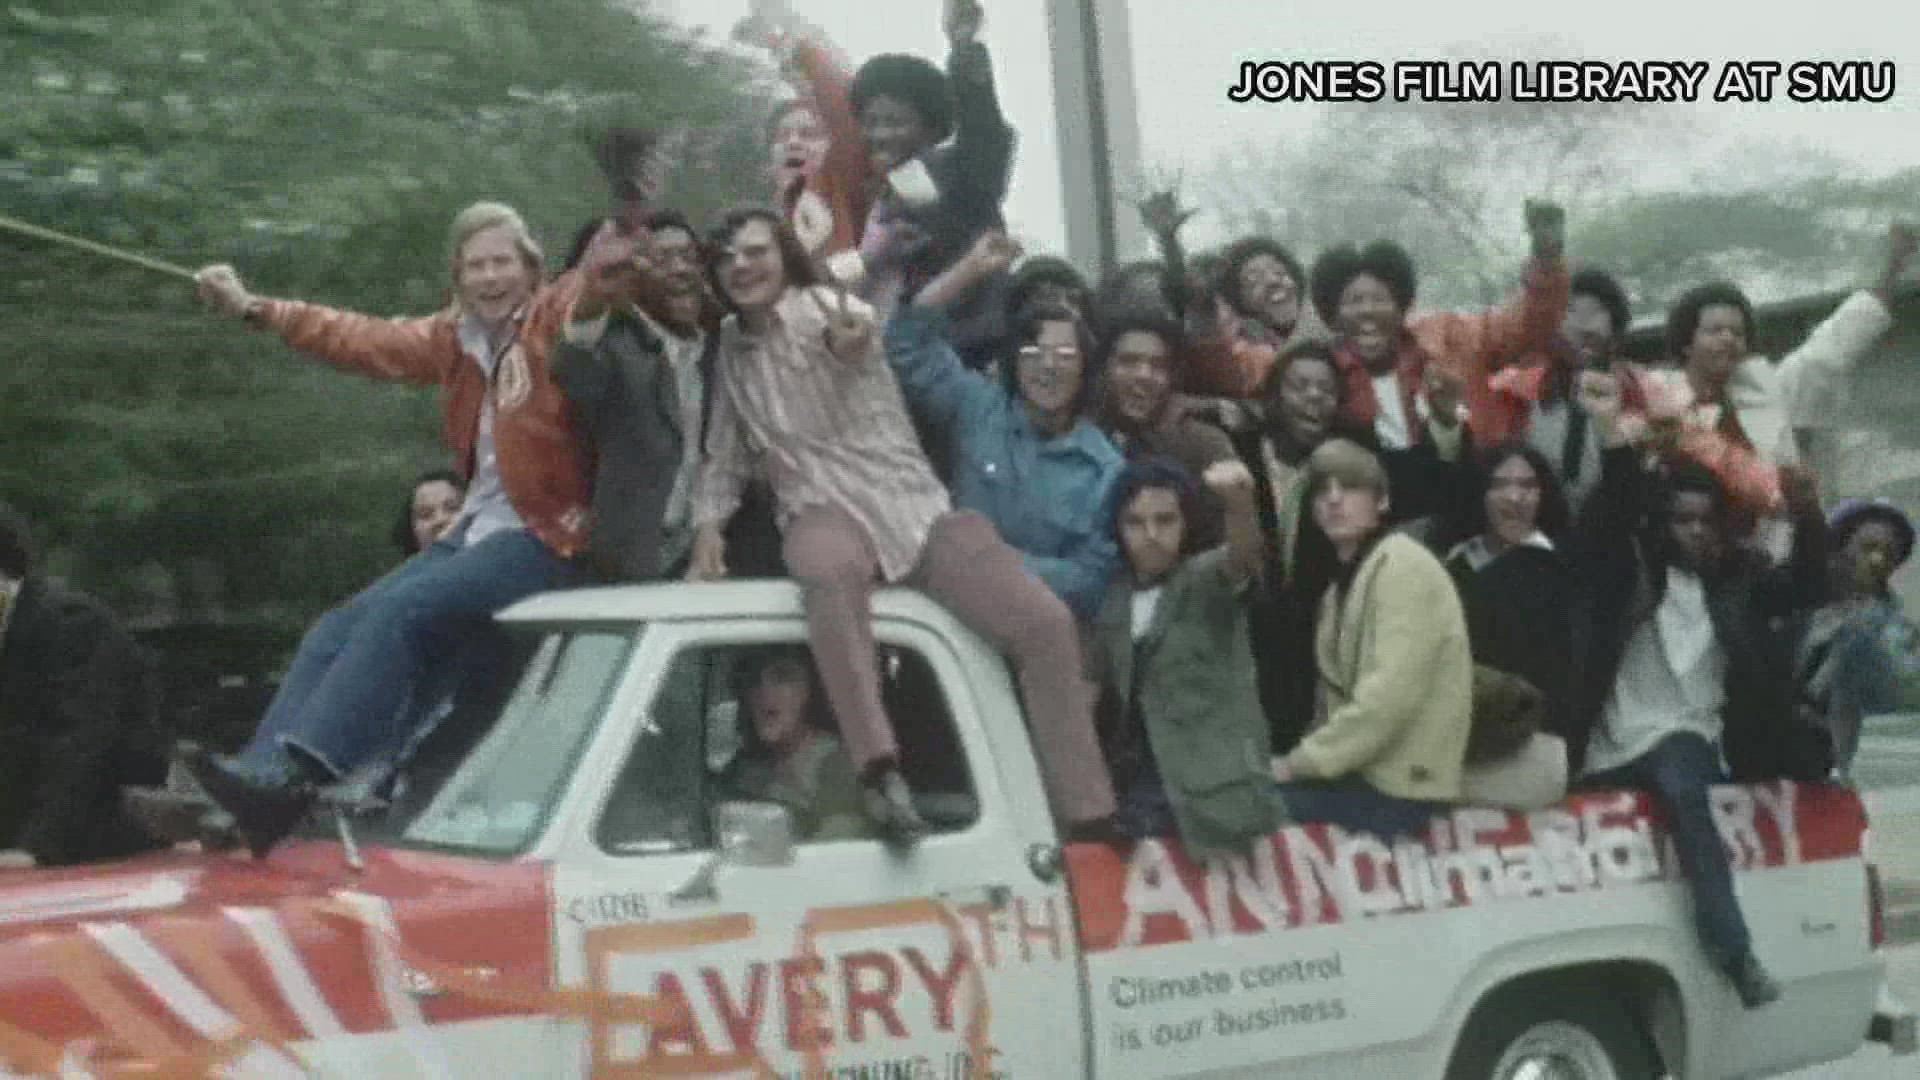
[176,202,598,856]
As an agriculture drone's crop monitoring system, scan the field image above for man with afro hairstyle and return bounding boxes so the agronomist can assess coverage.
[847,0,1016,371]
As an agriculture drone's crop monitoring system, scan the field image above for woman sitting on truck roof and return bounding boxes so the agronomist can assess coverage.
[1089,456,1281,859]
[685,209,1120,848]
[717,647,871,842]
[1269,439,1474,839]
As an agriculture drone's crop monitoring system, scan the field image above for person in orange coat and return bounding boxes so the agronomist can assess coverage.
[735,8,874,265]
[175,202,615,856]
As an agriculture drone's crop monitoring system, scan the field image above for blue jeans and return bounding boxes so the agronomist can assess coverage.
[240,526,570,780]
[1275,777,1443,841]
[1580,732,1749,973]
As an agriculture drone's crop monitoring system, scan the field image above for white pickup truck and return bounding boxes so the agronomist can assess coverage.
[0,581,1911,1079]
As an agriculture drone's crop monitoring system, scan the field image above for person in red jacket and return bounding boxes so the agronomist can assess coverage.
[1310,201,1570,455]
[176,201,606,856]
[734,7,874,265]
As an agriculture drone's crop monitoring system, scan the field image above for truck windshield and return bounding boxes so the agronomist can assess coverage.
[398,626,636,856]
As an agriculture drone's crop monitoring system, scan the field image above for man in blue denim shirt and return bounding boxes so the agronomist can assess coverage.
[885,232,1122,619]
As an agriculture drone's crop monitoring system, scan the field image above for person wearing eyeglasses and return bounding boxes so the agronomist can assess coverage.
[887,231,1124,621]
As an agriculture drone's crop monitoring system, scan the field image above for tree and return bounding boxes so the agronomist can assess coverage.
[1199,42,1681,309]
[0,0,774,629]
[1575,166,1920,314]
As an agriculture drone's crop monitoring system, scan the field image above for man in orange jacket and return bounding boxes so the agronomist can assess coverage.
[178,202,604,855]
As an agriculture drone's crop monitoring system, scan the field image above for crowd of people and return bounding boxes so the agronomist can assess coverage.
[4,0,1919,1015]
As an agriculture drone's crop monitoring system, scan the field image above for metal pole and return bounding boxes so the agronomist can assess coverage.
[1046,0,1145,279]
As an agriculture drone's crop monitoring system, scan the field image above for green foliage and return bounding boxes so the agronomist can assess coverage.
[1574,169,1920,317]
[1,0,773,626]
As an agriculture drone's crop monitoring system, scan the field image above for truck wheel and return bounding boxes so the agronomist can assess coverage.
[1445,989,1660,1080]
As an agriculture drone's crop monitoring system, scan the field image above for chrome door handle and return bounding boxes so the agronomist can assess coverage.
[939,884,1011,911]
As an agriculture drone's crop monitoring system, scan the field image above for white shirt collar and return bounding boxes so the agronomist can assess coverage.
[1448,531,1554,572]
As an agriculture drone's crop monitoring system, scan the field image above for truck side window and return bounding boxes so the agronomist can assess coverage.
[595,640,979,856]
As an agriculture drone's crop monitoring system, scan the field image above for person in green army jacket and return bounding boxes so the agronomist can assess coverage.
[1089,455,1281,859]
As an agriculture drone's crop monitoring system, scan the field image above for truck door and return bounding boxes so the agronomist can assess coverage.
[545,613,1089,1078]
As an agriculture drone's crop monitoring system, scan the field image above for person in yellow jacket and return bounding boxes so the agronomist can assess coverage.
[1270,438,1473,839]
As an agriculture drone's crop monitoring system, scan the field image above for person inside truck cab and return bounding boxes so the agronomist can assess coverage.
[716,646,872,842]
[1268,439,1474,840]
[887,231,1124,621]
[177,201,606,856]
[1570,368,1833,1009]
[1090,456,1281,858]
[686,208,1121,848]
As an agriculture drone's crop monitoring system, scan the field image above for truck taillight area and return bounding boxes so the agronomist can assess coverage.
[1869,863,1888,950]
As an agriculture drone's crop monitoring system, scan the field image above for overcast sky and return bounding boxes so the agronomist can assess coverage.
[658,0,1919,260]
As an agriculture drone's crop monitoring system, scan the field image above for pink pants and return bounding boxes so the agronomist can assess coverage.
[783,507,1117,824]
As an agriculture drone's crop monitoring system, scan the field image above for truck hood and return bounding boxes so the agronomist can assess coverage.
[0,841,554,1075]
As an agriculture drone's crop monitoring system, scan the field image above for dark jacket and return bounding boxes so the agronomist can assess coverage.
[552,311,785,582]
[1444,540,1574,741]
[1091,549,1280,858]
[884,39,1016,369]
[551,311,685,582]
[1568,446,1831,780]
[0,578,165,864]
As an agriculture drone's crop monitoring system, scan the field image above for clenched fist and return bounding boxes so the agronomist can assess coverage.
[195,264,256,320]
[1203,458,1257,509]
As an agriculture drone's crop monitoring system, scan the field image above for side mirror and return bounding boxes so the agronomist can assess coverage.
[666,802,797,905]
[714,801,796,869]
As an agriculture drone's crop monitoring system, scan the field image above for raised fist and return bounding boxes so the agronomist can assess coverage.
[1203,458,1257,507]
[1524,199,1566,258]
[195,264,255,320]
[1138,189,1196,238]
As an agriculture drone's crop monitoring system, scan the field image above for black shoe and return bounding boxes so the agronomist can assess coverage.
[860,767,928,846]
[1729,952,1782,1009]
[179,744,318,860]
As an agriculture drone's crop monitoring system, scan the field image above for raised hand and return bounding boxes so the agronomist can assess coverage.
[1778,463,1823,517]
[574,221,661,320]
[195,264,255,320]
[1576,368,1628,445]
[1524,199,1566,260]
[1889,222,1917,274]
[944,0,984,45]
[813,282,874,361]
[963,229,1023,277]
[1424,366,1468,428]
[1138,188,1197,238]
[1203,458,1258,509]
